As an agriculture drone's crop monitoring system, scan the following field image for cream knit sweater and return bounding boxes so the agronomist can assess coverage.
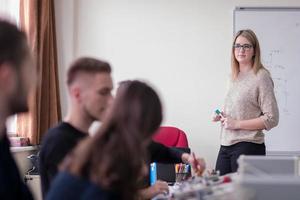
[221,68,279,146]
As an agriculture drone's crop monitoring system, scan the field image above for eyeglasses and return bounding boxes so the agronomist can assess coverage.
[233,44,253,51]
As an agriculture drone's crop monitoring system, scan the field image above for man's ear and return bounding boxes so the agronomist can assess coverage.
[0,63,12,80]
[70,85,82,103]
[0,63,17,93]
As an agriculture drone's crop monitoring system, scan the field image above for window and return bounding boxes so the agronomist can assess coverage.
[0,0,19,24]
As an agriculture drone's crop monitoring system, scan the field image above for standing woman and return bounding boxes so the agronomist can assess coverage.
[46,80,163,200]
[213,29,279,175]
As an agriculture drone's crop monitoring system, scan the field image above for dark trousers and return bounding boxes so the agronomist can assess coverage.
[215,142,265,176]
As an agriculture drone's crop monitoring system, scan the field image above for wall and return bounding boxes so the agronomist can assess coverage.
[55,0,300,169]
[55,0,77,117]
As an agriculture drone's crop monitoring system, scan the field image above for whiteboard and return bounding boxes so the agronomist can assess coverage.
[234,8,300,153]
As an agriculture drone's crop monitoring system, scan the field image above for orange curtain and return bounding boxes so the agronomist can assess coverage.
[18,0,61,145]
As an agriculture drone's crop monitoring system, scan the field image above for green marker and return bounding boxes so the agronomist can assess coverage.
[215,109,224,118]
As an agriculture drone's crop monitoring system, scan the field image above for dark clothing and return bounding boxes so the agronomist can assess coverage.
[46,141,184,200]
[216,142,266,175]
[40,122,183,197]
[0,133,33,200]
[148,141,183,163]
[46,171,120,200]
[143,141,184,187]
[39,122,87,196]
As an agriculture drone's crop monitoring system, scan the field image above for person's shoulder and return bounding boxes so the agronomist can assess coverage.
[46,172,89,200]
[41,122,73,147]
[256,68,271,79]
[54,171,85,185]
[43,122,73,139]
[256,68,274,88]
[82,180,119,200]
[49,172,118,199]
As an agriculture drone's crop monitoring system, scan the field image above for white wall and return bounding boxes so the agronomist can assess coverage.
[55,0,77,117]
[55,0,300,169]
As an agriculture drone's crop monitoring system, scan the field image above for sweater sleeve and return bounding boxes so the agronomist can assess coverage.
[148,141,183,163]
[258,71,279,131]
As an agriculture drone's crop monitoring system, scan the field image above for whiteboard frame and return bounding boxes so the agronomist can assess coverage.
[233,7,300,34]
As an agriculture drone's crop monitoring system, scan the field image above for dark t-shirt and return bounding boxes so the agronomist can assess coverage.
[39,122,87,196]
[0,132,33,200]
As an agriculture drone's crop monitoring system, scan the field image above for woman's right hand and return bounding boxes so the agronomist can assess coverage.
[212,112,225,122]
[151,180,169,196]
[139,180,169,199]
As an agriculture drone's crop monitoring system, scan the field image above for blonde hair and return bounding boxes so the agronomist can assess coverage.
[231,29,267,80]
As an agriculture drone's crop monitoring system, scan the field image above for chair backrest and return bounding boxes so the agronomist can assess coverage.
[152,126,189,148]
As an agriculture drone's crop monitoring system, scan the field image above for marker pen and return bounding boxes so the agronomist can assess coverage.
[215,109,224,118]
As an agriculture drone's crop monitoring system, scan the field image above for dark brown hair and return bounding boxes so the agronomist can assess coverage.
[0,19,28,69]
[67,57,111,85]
[64,80,163,199]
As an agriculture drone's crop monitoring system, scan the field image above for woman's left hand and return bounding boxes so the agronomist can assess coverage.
[221,117,240,130]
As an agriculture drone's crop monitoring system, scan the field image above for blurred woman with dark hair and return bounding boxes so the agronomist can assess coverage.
[46,80,163,200]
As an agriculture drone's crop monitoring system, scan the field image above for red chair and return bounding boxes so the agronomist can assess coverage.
[153,126,189,148]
